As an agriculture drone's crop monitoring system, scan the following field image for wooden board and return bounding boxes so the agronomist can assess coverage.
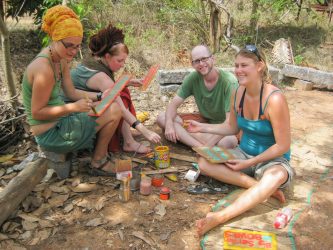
[89,75,131,117]
[141,65,160,91]
[170,153,197,163]
[192,146,234,163]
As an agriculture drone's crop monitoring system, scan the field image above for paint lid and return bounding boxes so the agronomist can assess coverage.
[160,186,170,194]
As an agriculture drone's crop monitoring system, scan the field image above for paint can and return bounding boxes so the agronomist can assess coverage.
[154,146,170,169]
[160,186,171,200]
[152,174,164,187]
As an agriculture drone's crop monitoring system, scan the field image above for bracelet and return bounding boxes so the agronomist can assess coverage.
[96,92,102,101]
[131,120,141,129]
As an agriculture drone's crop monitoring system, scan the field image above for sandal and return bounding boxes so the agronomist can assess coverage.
[187,184,229,195]
[88,157,116,177]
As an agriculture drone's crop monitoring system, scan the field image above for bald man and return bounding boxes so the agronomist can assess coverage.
[157,45,238,148]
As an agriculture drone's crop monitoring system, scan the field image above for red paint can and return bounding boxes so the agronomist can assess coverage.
[160,186,171,200]
[152,174,164,187]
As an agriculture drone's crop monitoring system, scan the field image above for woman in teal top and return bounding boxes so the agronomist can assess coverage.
[22,5,121,175]
[188,45,295,236]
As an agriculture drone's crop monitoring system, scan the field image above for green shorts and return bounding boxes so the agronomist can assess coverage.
[229,147,295,189]
[35,113,98,154]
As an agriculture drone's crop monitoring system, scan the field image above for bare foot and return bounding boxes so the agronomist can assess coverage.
[123,141,151,154]
[196,212,224,237]
[272,189,286,203]
[130,128,141,137]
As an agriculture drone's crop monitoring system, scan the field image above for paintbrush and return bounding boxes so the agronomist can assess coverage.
[84,93,97,114]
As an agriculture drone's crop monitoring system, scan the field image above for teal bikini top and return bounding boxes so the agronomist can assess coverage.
[234,85,290,160]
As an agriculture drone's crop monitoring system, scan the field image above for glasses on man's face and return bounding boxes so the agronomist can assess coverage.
[244,45,261,61]
[192,55,211,66]
[60,40,81,50]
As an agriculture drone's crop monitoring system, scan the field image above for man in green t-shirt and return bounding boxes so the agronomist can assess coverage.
[157,45,238,148]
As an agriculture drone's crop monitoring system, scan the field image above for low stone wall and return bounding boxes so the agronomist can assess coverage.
[157,65,333,94]
[158,66,281,94]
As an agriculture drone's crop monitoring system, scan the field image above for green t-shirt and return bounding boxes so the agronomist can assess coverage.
[177,69,238,124]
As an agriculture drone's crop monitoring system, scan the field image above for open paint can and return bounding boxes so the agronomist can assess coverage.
[154,146,170,169]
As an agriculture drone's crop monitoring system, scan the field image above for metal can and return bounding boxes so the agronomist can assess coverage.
[159,186,171,200]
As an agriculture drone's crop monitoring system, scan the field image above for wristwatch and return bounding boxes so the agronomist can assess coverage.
[96,92,102,101]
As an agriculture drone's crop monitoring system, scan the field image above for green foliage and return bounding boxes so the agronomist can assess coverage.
[294,54,304,65]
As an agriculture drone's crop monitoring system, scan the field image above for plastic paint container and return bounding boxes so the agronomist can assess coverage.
[140,176,152,195]
[152,174,164,187]
[160,186,171,200]
[154,146,170,169]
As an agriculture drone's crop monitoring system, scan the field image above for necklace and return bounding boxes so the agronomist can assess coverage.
[48,46,61,81]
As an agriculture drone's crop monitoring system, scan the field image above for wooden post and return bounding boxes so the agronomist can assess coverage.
[0,13,17,108]
[0,158,48,226]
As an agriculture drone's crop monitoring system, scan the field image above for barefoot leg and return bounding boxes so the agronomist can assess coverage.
[196,165,288,236]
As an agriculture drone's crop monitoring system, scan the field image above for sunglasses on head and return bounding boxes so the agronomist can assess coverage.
[244,44,261,61]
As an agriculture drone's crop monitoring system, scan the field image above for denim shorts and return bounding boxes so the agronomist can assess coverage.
[229,147,295,189]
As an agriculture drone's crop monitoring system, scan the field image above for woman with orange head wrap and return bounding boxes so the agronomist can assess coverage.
[22,5,122,176]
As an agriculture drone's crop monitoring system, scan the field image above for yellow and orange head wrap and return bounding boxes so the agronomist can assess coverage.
[42,5,83,41]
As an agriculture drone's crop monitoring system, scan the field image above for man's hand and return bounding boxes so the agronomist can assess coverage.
[165,123,179,143]
[225,159,251,171]
[187,120,204,133]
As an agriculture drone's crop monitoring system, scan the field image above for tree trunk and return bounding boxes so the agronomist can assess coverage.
[0,13,17,108]
[0,158,48,226]
[250,0,259,32]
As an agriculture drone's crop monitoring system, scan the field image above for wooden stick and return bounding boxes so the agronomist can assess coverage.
[141,166,189,175]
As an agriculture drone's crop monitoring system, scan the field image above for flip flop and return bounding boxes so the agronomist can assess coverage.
[187,184,229,195]
[88,157,116,177]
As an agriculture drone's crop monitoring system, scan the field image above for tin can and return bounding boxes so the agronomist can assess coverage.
[154,146,170,169]
[159,186,171,200]
[152,174,164,187]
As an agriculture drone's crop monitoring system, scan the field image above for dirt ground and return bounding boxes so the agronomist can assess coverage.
[0,84,332,249]
[0,23,333,250]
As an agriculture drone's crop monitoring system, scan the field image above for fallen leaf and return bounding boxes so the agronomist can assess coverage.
[0,154,14,163]
[42,188,53,200]
[33,183,47,192]
[49,185,70,194]
[160,231,174,241]
[85,218,106,227]
[22,221,38,231]
[2,222,20,234]
[71,177,81,187]
[38,219,54,229]
[0,169,5,177]
[19,231,32,241]
[64,203,74,213]
[48,194,69,207]
[32,203,51,217]
[95,196,108,211]
[165,173,178,182]
[69,183,97,193]
[131,231,155,246]
[118,229,124,241]
[75,199,94,210]
[154,204,166,217]
[0,233,9,241]
[18,213,40,222]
